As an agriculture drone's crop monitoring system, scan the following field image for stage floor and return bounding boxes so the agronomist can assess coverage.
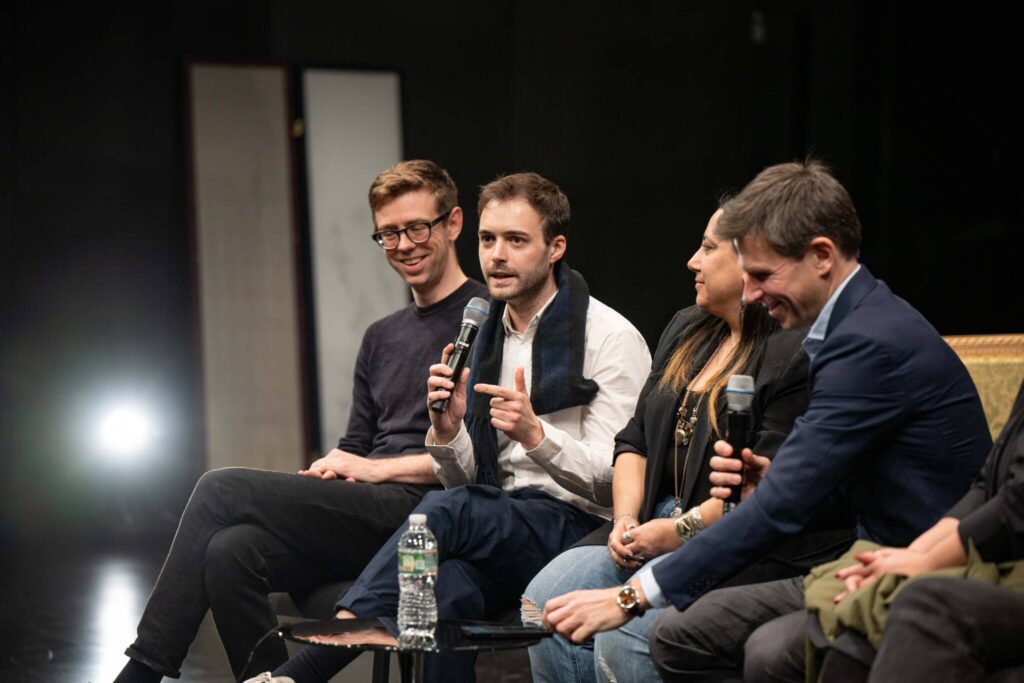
[0,541,529,682]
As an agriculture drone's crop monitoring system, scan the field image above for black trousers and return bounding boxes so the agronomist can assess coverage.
[866,577,1024,683]
[124,467,435,679]
[649,577,807,683]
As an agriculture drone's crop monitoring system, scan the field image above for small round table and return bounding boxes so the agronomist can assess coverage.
[281,617,551,683]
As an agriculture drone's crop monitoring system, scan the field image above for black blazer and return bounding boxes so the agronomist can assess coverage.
[949,378,1024,562]
[577,306,854,583]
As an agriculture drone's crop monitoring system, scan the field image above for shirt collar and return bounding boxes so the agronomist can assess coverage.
[501,289,559,339]
[803,264,860,358]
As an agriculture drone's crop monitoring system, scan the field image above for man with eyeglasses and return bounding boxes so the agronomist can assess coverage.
[114,160,488,683]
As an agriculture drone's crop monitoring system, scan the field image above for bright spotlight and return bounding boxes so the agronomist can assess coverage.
[97,404,157,459]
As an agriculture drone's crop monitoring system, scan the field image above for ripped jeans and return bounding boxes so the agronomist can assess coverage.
[523,496,675,683]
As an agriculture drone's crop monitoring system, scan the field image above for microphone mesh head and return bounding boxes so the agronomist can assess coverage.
[463,297,490,327]
[725,374,755,411]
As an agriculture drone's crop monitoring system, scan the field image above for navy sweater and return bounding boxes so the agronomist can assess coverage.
[336,279,489,459]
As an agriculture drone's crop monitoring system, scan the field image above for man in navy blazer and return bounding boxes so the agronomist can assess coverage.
[542,160,992,683]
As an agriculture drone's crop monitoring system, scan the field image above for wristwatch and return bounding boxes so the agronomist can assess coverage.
[616,584,645,617]
[674,505,704,542]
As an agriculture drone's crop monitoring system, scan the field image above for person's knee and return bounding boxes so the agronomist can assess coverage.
[649,613,681,672]
[890,577,955,616]
[887,577,964,635]
[519,572,555,627]
[652,591,732,655]
[743,624,778,681]
[743,614,805,683]
[417,488,446,507]
[193,467,246,504]
[204,526,263,592]
[416,486,469,514]
[519,570,545,626]
[648,608,706,675]
[522,554,568,611]
[417,485,493,525]
[523,547,616,621]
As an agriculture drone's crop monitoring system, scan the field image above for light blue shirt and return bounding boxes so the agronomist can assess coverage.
[637,264,861,609]
[801,264,860,362]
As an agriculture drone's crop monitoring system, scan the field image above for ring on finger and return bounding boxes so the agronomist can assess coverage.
[622,530,634,543]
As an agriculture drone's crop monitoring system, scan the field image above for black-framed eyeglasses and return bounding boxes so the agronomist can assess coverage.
[371,209,452,250]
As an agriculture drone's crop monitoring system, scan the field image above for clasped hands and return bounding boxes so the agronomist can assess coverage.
[299,448,381,483]
[831,547,929,603]
[607,515,678,571]
[426,343,544,450]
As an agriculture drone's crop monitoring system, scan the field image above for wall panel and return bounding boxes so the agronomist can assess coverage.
[189,63,305,471]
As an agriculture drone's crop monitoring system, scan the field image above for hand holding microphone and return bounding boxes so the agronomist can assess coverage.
[709,441,771,505]
[426,298,490,441]
[430,297,489,413]
[721,375,754,513]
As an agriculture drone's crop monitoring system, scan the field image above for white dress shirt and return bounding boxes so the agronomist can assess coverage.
[427,293,651,519]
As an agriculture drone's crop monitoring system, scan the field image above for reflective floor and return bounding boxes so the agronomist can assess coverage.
[1,542,231,682]
[0,542,529,682]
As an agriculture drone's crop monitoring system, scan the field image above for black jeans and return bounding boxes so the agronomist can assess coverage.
[867,577,1024,682]
[125,467,435,679]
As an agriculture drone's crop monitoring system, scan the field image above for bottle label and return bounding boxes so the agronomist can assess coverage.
[399,551,437,574]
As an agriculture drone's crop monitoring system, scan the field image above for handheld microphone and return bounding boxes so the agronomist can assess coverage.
[430,297,490,413]
[723,374,755,514]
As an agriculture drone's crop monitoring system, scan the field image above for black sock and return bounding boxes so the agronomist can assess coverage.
[272,644,359,683]
[113,658,162,683]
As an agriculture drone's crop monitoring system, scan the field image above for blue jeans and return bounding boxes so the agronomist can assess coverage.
[524,546,629,683]
[593,570,667,683]
[524,495,675,683]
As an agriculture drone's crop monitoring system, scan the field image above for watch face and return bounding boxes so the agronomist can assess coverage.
[617,586,638,611]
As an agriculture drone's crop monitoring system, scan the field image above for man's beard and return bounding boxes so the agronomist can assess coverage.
[489,262,551,306]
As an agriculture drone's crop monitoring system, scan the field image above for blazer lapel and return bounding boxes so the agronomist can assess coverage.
[826,266,876,337]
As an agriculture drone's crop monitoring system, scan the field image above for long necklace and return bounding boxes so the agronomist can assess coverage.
[671,389,706,518]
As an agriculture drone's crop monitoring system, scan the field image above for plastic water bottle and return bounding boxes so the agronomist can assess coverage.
[397,513,438,648]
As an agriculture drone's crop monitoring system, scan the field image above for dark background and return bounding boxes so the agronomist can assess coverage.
[2,1,1020,546]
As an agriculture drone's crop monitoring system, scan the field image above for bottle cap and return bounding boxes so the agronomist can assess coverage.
[409,513,427,525]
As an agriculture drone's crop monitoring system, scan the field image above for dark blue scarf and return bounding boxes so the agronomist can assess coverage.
[465,262,600,487]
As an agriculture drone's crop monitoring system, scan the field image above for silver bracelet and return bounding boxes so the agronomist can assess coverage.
[673,506,704,542]
[612,512,638,525]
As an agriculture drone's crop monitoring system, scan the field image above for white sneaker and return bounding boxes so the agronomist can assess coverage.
[242,673,295,683]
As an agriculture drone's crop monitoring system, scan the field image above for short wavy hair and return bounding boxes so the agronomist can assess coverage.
[717,159,861,259]
[477,172,570,243]
[368,160,458,225]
